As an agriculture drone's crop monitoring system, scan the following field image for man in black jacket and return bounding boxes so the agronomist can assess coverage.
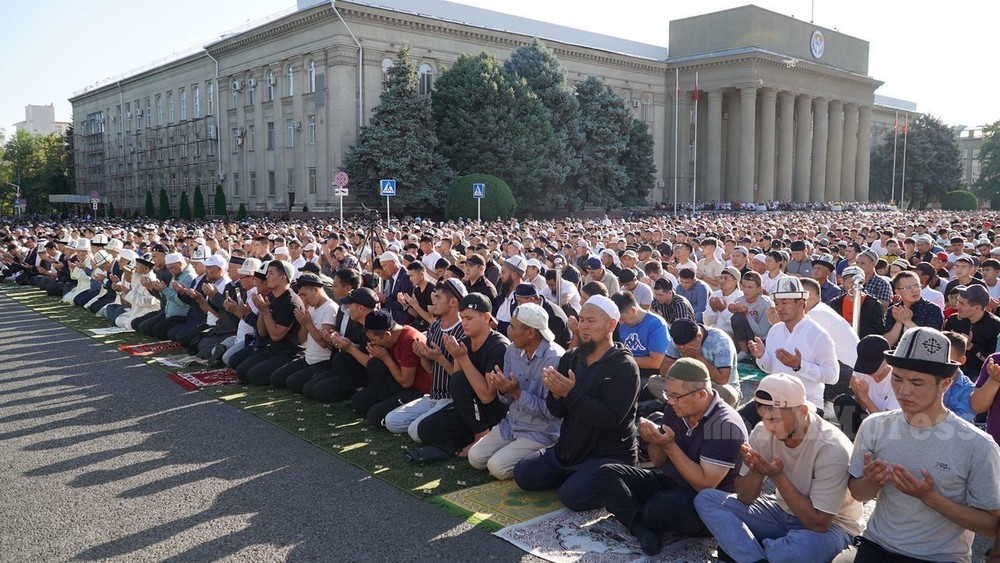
[514,295,640,511]
[828,266,885,337]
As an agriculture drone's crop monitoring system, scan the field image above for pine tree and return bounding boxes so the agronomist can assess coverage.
[504,39,581,207]
[144,190,155,217]
[342,44,455,212]
[178,191,192,220]
[214,184,227,215]
[107,201,116,218]
[192,184,206,219]
[568,76,632,210]
[621,118,657,207]
[157,188,171,220]
[431,51,560,210]
[237,203,248,220]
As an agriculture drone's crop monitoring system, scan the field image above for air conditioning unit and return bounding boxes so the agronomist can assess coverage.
[235,136,244,146]
[247,77,256,88]
[136,109,143,117]
[232,80,242,91]
[207,125,216,139]
[632,100,640,108]
[111,115,117,122]
[218,172,227,183]
[267,75,276,86]
[292,121,301,131]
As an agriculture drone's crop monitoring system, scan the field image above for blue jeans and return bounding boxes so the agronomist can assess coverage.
[694,489,852,563]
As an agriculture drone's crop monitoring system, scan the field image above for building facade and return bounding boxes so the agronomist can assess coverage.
[14,104,71,137]
[70,1,884,214]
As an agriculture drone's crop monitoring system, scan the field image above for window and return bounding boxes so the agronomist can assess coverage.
[249,172,257,198]
[247,75,255,105]
[167,93,174,122]
[156,95,163,125]
[194,86,201,118]
[287,119,295,148]
[307,115,316,144]
[267,170,276,197]
[207,82,214,115]
[266,121,274,150]
[231,81,239,109]
[418,63,435,96]
[308,167,317,195]
[233,173,240,199]
[641,96,652,122]
[181,136,188,159]
[286,169,295,194]
[116,104,122,134]
[145,98,152,127]
[286,65,294,97]
[266,70,274,101]
[179,89,187,120]
[248,124,255,151]
[232,128,240,153]
[135,99,141,129]
[381,58,394,91]
[307,60,316,93]
[125,103,131,131]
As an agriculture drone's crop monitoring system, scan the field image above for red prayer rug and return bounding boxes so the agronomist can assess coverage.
[167,368,239,391]
[118,341,186,356]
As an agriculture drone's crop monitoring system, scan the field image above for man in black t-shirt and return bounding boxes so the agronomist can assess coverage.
[414,293,509,457]
[236,260,305,385]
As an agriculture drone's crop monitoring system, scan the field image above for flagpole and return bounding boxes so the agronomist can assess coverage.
[692,71,699,212]
[900,113,909,209]
[891,110,898,204]
[673,68,679,215]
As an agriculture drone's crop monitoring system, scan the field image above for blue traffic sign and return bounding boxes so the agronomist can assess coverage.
[380,179,397,197]
[472,183,485,199]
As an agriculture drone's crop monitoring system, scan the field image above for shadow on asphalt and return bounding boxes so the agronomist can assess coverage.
[0,299,529,562]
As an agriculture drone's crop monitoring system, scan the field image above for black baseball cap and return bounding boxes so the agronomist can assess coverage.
[364,309,394,332]
[459,292,492,313]
[340,287,379,309]
[669,318,700,345]
[854,335,889,375]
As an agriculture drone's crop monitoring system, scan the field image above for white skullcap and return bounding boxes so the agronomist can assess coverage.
[583,295,621,321]
[165,252,184,265]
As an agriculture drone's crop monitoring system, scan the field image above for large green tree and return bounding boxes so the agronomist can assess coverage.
[565,76,632,210]
[432,51,560,210]
[1,129,68,214]
[178,191,192,220]
[621,118,657,207]
[157,188,171,220]
[503,39,581,207]
[342,44,455,212]
[975,120,1000,207]
[870,114,962,208]
[192,185,206,218]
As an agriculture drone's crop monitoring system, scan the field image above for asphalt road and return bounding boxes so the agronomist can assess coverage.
[0,294,539,563]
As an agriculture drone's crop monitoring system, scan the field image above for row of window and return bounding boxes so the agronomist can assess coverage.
[231,168,318,199]
[230,115,318,151]
[381,59,435,95]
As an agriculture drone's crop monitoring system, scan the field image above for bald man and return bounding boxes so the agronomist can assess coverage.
[513,296,641,511]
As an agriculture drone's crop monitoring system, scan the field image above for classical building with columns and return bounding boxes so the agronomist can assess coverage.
[70,0,884,214]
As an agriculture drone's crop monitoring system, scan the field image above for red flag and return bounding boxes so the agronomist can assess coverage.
[893,115,898,131]
[692,74,700,101]
[903,117,909,135]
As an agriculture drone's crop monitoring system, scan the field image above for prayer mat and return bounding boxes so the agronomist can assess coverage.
[435,479,562,529]
[153,354,208,368]
[167,368,240,391]
[494,508,717,563]
[118,340,186,356]
[88,326,133,335]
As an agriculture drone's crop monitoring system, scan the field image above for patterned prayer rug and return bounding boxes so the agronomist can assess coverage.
[167,368,240,391]
[494,508,717,563]
[118,340,186,356]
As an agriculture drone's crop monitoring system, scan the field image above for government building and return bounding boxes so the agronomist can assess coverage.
[70,0,893,214]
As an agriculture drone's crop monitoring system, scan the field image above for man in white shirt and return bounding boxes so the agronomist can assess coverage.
[746,277,839,425]
[915,262,946,310]
[760,251,788,295]
[832,335,897,440]
[703,267,744,338]
[801,277,859,408]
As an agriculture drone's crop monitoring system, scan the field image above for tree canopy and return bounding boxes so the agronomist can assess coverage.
[975,120,1000,207]
[870,114,962,209]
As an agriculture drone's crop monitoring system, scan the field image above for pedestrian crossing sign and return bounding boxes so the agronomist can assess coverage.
[472,183,485,199]
[380,179,396,196]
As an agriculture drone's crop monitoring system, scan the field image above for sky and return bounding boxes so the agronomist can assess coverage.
[2,0,996,139]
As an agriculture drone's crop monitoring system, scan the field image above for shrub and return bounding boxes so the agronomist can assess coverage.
[214,185,227,215]
[941,190,978,211]
[237,203,248,220]
[444,174,517,221]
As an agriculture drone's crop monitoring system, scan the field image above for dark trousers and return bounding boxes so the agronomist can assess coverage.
[236,348,299,385]
[271,357,329,389]
[227,343,260,370]
[137,313,185,339]
[73,287,101,307]
[855,537,934,563]
[351,358,422,427]
[514,447,626,512]
[306,350,368,402]
[596,463,709,536]
[87,290,116,314]
[415,371,508,454]
[168,319,204,344]
[833,394,868,441]
[825,362,854,402]
[130,310,161,331]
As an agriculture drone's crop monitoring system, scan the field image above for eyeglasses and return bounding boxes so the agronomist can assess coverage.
[895,284,921,292]
[664,388,703,402]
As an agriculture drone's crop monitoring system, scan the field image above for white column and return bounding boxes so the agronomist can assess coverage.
[706,90,723,202]
[757,88,777,202]
[855,104,873,201]
[809,97,829,202]
[738,86,757,202]
[825,100,844,202]
[793,94,813,202]
[841,103,860,202]
[776,91,795,202]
